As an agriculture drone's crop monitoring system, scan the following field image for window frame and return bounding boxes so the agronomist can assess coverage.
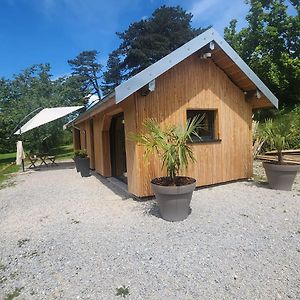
[186,109,221,144]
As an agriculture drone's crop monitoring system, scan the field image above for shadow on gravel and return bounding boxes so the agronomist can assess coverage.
[244,180,270,189]
[143,202,192,220]
[146,202,161,218]
[91,172,158,203]
[92,172,133,200]
[29,161,75,172]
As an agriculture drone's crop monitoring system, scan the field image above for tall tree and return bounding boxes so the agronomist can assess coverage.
[68,50,102,101]
[224,0,300,108]
[101,50,122,96]
[102,5,210,94]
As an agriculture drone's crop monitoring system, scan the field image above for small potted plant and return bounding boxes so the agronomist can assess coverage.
[77,149,90,177]
[132,117,203,221]
[73,150,81,172]
[258,111,299,190]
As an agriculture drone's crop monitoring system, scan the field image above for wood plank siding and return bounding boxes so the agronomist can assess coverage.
[75,52,259,197]
[125,55,253,196]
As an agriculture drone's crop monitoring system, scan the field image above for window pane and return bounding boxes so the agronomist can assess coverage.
[187,110,215,142]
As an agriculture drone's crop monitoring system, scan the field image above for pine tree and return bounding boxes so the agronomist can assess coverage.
[68,50,102,100]
[101,50,122,96]
[102,5,210,92]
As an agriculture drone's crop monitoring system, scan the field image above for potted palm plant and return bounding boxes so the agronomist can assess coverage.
[73,150,81,172]
[132,117,203,221]
[258,112,299,190]
[77,149,90,177]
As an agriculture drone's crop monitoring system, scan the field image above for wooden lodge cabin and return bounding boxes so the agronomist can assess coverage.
[73,28,278,197]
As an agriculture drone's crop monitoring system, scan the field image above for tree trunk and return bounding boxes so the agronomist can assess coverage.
[92,70,102,101]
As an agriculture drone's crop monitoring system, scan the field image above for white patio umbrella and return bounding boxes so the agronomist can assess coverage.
[13,105,83,171]
[14,106,83,135]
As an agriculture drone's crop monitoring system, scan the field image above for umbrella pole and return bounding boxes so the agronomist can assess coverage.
[21,159,25,172]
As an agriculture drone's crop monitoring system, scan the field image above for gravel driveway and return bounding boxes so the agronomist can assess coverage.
[0,162,299,299]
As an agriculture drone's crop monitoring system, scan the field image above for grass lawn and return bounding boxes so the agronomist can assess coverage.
[0,152,19,189]
[0,144,74,189]
[49,144,74,161]
[0,152,17,170]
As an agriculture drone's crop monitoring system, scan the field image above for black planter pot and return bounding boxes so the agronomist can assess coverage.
[78,157,91,177]
[151,177,196,222]
[263,162,299,191]
[74,156,80,172]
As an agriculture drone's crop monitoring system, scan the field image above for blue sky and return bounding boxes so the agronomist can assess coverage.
[0,0,251,79]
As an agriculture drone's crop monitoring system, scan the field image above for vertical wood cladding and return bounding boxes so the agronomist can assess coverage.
[76,53,253,197]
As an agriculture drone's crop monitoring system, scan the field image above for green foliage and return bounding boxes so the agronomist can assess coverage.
[131,117,203,182]
[102,6,210,93]
[224,0,300,108]
[49,144,74,161]
[115,285,130,298]
[0,152,19,189]
[101,50,122,96]
[68,50,102,101]
[288,106,300,148]
[0,164,18,190]
[258,108,299,163]
[0,64,85,153]
[0,152,16,170]
[4,287,23,300]
[74,150,81,157]
[75,149,88,158]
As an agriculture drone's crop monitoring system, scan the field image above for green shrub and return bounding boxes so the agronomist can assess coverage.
[258,107,300,163]
[74,149,88,158]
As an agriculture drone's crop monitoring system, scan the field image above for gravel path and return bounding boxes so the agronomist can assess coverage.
[0,161,299,299]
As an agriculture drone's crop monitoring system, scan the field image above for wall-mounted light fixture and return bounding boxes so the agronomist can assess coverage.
[201,52,212,59]
[140,79,156,96]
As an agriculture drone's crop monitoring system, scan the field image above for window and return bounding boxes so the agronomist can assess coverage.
[187,110,217,142]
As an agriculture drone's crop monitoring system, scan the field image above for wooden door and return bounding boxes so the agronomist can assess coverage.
[109,113,127,182]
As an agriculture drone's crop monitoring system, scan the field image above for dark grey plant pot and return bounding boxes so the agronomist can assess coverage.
[74,156,80,172]
[78,157,90,177]
[263,162,299,191]
[151,178,196,222]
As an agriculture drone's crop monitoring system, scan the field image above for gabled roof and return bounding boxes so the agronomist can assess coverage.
[115,27,278,108]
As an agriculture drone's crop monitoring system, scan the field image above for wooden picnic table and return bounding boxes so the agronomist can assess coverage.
[27,154,57,168]
[38,153,48,166]
[47,155,58,166]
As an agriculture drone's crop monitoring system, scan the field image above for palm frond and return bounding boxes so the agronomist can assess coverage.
[129,117,202,182]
